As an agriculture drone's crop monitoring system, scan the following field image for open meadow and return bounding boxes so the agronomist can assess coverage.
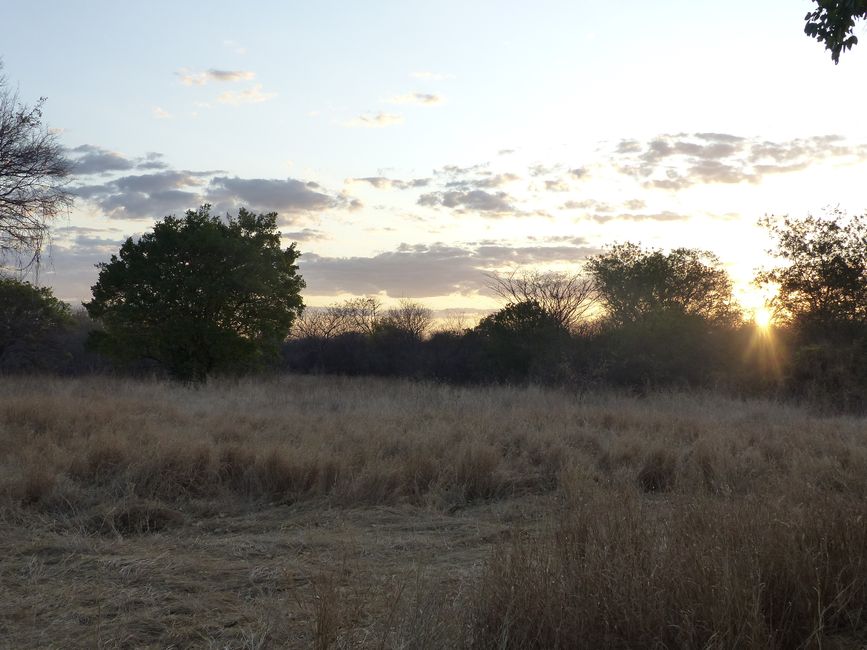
[1,375,866,648]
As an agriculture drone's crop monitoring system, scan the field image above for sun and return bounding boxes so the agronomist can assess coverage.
[753,306,773,329]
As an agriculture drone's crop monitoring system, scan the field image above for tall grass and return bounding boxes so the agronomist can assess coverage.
[1,375,866,647]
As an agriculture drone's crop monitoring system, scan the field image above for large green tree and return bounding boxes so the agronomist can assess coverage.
[804,1,867,63]
[85,205,305,380]
[586,243,741,328]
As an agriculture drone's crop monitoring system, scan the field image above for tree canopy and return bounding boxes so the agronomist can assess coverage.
[85,205,305,380]
[757,210,867,339]
[804,1,867,63]
[0,276,71,370]
[586,243,741,328]
[0,62,72,271]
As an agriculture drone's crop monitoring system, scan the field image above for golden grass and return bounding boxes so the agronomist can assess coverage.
[1,375,866,647]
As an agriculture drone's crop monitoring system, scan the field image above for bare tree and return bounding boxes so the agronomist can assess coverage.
[337,296,383,335]
[485,269,596,331]
[0,62,72,271]
[291,296,384,338]
[383,298,433,338]
[290,305,350,339]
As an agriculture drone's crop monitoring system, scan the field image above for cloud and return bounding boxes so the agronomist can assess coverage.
[74,170,208,219]
[415,164,526,215]
[350,176,430,190]
[569,167,588,179]
[137,152,170,171]
[585,211,690,224]
[545,179,570,192]
[561,199,613,212]
[385,92,444,106]
[282,228,326,242]
[615,133,867,190]
[418,189,516,214]
[302,240,597,297]
[498,149,515,156]
[177,68,256,86]
[207,176,338,213]
[342,112,404,128]
[529,163,561,177]
[152,107,172,119]
[217,84,276,105]
[68,145,135,175]
[444,173,519,190]
[410,71,454,81]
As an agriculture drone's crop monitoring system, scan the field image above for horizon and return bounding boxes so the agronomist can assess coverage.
[4,0,867,318]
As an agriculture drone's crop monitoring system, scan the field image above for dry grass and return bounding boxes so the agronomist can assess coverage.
[1,375,866,647]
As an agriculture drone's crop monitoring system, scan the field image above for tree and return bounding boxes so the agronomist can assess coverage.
[0,62,72,270]
[485,269,595,331]
[84,205,305,380]
[475,300,570,381]
[586,243,741,328]
[757,210,867,338]
[381,298,433,339]
[804,1,867,63]
[0,276,71,370]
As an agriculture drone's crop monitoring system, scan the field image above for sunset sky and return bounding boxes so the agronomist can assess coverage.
[4,0,867,317]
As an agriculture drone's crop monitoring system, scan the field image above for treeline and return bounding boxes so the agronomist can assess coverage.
[2,210,866,410]
[283,212,867,409]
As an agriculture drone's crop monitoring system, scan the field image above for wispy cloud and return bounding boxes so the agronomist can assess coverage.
[614,133,867,190]
[385,92,444,106]
[342,112,404,128]
[176,68,256,86]
[152,107,172,119]
[349,176,430,190]
[217,84,277,105]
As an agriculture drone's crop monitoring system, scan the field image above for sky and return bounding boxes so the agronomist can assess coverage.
[3,0,867,318]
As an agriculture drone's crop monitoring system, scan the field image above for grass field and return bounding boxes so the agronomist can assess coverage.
[1,375,866,648]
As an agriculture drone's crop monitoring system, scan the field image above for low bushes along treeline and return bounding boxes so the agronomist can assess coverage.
[2,210,866,409]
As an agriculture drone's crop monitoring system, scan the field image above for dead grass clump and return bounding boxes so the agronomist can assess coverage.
[453,443,505,502]
[636,447,677,492]
[68,441,129,484]
[464,490,867,649]
[85,500,184,536]
[13,468,58,506]
[216,444,258,491]
[131,444,216,500]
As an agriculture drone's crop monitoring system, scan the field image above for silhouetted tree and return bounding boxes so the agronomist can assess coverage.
[486,269,596,331]
[0,62,73,271]
[0,276,71,370]
[475,300,570,381]
[757,210,867,339]
[85,205,305,381]
[381,298,433,339]
[757,210,867,408]
[587,243,741,327]
[804,1,867,63]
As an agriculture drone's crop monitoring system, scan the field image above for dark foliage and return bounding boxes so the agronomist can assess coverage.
[804,0,867,63]
[85,205,305,381]
[0,277,71,371]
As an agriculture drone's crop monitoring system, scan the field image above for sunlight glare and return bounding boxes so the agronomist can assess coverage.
[754,307,773,329]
